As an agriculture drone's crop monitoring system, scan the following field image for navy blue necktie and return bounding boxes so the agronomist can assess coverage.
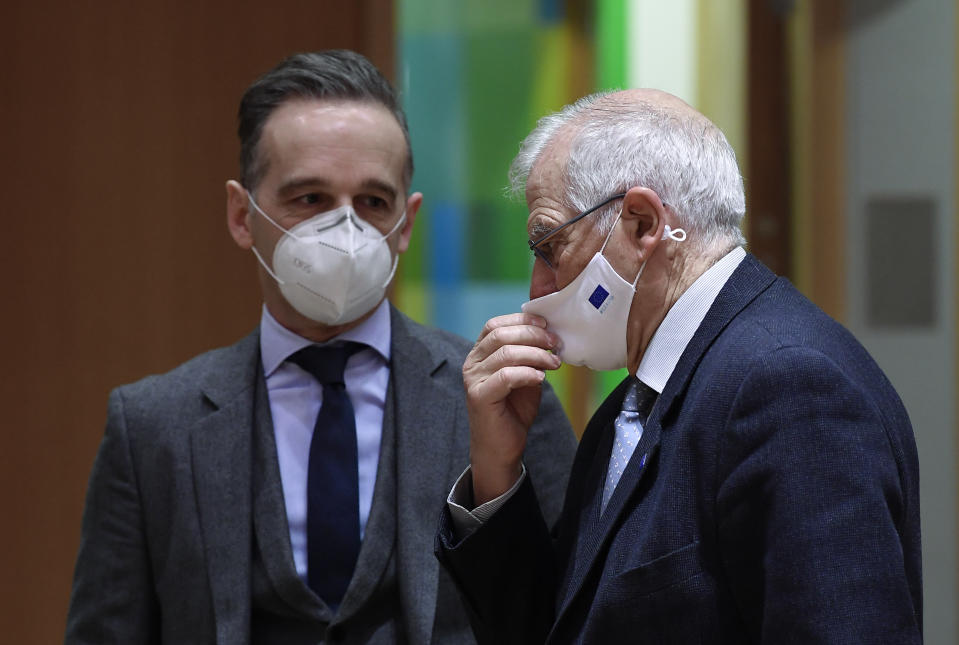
[288,342,363,608]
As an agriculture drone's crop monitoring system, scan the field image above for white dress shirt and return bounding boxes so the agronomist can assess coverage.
[447,246,747,530]
[259,299,392,581]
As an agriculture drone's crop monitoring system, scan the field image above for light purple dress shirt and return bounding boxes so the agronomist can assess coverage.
[259,300,392,581]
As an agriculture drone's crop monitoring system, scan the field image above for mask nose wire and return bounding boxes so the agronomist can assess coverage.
[248,193,359,244]
[245,192,408,285]
[248,191,408,243]
[247,186,408,257]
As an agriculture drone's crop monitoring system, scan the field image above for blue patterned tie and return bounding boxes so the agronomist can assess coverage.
[288,342,363,608]
[602,377,657,510]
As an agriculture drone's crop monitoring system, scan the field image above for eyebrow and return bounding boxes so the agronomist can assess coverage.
[359,178,399,203]
[529,219,555,241]
[276,177,328,199]
[275,177,400,203]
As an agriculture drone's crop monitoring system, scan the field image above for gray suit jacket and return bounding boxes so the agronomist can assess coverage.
[66,306,576,644]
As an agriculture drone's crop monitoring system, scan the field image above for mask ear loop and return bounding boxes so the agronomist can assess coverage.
[246,194,289,286]
[599,209,622,254]
[377,210,407,288]
[599,210,646,291]
[248,193,288,236]
[384,210,408,240]
[381,252,401,288]
[251,245,286,286]
[598,210,648,289]
[617,218,689,289]
[247,192,315,277]
[663,224,687,241]
[630,263,647,289]
[598,210,688,248]
[250,193,355,246]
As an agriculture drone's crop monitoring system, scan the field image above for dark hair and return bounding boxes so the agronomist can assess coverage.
[237,50,413,190]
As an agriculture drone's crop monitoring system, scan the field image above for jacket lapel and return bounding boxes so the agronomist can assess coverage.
[190,331,261,645]
[249,364,329,618]
[553,254,777,625]
[650,255,776,422]
[389,307,462,645]
[554,379,626,598]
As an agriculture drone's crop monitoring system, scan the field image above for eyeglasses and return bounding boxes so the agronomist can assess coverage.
[528,193,626,269]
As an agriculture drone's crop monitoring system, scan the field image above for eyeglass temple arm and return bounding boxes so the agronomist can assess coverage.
[528,192,628,249]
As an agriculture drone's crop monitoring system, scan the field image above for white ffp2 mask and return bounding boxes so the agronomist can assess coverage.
[249,196,406,326]
[522,216,686,371]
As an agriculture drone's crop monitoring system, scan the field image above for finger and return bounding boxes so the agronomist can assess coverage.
[464,346,560,389]
[482,344,561,375]
[466,334,561,379]
[476,312,549,343]
[471,323,559,364]
[468,365,545,404]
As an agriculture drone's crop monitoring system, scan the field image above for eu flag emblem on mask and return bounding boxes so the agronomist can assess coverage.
[588,285,610,310]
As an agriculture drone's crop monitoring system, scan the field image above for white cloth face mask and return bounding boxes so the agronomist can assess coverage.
[522,215,686,371]
[248,196,406,326]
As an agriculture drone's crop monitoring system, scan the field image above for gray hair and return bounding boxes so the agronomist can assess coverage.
[510,91,746,253]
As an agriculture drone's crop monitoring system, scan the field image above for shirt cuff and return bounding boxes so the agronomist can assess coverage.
[446,464,528,538]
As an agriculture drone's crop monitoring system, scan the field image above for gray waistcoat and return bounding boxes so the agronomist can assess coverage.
[249,370,406,644]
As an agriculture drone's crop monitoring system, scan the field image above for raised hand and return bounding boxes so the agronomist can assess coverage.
[463,312,562,505]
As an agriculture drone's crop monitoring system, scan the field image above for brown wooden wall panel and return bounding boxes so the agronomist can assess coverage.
[747,0,792,279]
[0,1,392,641]
[807,0,845,321]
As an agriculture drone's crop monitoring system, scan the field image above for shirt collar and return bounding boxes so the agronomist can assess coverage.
[635,246,746,393]
[260,299,392,378]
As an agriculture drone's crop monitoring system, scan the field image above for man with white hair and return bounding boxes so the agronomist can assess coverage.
[436,89,922,644]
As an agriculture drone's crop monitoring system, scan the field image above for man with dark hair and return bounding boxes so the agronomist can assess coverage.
[65,50,576,644]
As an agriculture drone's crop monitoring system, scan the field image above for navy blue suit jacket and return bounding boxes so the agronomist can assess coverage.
[436,254,922,644]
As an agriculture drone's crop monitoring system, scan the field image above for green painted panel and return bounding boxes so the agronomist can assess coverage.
[399,0,462,34]
[596,367,630,408]
[596,0,627,90]
[461,30,538,281]
[400,0,538,35]
[401,204,429,282]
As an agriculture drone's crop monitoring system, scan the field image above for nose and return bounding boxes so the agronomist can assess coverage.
[529,258,557,300]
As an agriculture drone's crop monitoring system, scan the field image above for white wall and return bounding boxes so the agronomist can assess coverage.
[844,0,957,642]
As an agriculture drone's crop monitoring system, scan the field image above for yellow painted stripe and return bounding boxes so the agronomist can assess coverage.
[696,0,747,171]
[529,24,573,123]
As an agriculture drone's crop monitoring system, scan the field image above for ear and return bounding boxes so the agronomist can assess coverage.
[225,180,254,250]
[620,186,667,261]
[396,191,422,254]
